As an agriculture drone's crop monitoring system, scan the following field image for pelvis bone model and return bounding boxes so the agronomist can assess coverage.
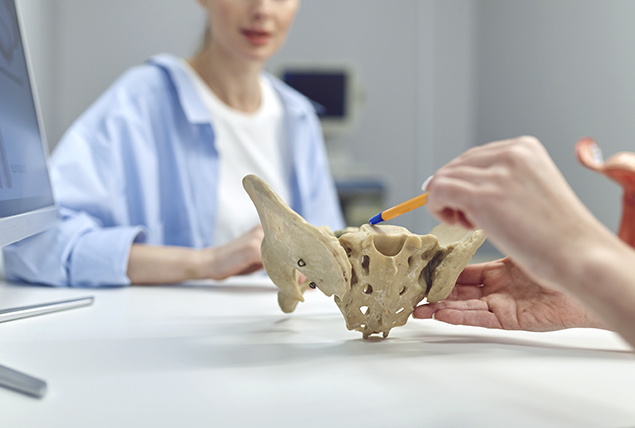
[243,175,486,339]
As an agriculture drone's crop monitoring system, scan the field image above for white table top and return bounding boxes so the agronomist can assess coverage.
[0,276,634,428]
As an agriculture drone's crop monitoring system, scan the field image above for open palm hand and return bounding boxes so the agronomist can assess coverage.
[413,257,605,332]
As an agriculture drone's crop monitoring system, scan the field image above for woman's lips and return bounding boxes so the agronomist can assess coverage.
[242,29,271,46]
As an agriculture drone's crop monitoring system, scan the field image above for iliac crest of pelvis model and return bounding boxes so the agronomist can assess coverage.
[243,175,486,339]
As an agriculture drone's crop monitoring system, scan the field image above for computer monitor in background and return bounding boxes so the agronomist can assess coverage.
[275,63,384,227]
[277,63,362,137]
[0,0,59,248]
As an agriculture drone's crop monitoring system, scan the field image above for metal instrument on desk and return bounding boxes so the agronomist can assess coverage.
[0,296,94,398]
[0,296,94,323]
[0,363,47,398]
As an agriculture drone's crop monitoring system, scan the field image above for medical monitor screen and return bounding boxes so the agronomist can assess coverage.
[282,71,347,119]
[0,0,55,218]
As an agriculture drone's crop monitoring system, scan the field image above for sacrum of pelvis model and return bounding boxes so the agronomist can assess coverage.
[243,174,486,339]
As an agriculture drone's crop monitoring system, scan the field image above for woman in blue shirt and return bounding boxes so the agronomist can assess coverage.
[4,0,345,287]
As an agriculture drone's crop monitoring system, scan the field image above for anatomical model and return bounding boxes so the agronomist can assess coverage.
[243,174,486,339]
[576,137,635,248]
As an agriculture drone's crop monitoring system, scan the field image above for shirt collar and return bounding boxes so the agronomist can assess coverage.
[148,53,312,124]
[147,53,211,124]
[266,73,312,120]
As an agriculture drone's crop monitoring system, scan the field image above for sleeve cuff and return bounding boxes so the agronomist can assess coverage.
[69,226,145,287]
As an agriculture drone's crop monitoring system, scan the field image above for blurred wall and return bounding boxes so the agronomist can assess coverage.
[19,0,633,254]
[271,0,477,234]
[18,0,476,236]
[476,0,635,234]
[19,0,204,152]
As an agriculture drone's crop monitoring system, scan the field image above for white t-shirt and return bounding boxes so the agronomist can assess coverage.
[181,61,291,246]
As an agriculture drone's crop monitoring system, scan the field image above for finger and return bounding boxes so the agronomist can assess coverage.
[430,166,493,193]
[412,304,437,319]
[297,273,307,284]
[456,210,475,230]
[413,299,489,318]
[430,207,475,230]
[456,259,507,285]
[440,138,520,170]
[443,284,484,301]
[426,178,479,226]
[432,164,513,203]
[434,309,504,329]
[433,207,471,228]
[237,262,264,276]
[450,137,539,167]
[456,263,488,285]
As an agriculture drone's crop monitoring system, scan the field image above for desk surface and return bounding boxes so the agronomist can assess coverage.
[0,277,634,428]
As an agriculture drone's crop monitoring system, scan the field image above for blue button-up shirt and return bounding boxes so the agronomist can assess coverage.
[3,54,345,287]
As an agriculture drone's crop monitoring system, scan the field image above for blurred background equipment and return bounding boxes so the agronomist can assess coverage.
[278,62,385,227]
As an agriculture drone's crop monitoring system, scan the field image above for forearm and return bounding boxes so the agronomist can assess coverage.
[126,227,264,284]
[552,232,635,347]
[127,244,206,285]
[425,137,635,344]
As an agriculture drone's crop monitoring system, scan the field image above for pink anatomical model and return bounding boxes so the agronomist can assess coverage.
[575,137,635,247]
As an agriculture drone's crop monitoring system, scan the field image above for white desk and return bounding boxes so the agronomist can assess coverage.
[0,277,634,428]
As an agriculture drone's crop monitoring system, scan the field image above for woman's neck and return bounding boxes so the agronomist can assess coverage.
[188,44,264,113]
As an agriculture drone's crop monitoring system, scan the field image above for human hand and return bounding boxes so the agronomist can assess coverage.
[413,257,606,331]
[425,136,614,286]
[201,225,265,280]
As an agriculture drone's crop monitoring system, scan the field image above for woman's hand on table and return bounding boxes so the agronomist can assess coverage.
[200,225,265,280]
[128,225,264,284]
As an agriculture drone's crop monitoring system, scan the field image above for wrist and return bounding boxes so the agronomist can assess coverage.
[536,212,618,289]
[555,230,635,327]
[555,230,622,292]
[190,248,216,280]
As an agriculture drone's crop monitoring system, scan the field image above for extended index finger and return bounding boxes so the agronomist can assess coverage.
[456,263,488,285]
[457,258,508,286]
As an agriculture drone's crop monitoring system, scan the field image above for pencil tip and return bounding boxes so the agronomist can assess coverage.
[369,213,383,225]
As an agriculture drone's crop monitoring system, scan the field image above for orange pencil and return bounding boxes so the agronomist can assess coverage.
[368,192,428,225]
